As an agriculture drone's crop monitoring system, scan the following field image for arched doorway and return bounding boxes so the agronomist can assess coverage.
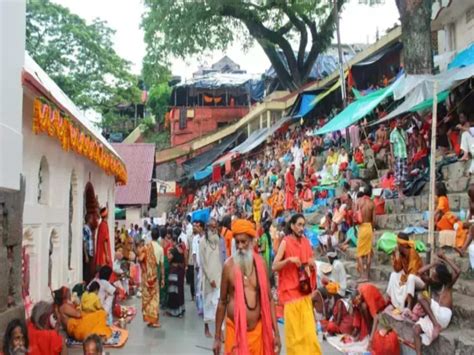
[84,181,99,232]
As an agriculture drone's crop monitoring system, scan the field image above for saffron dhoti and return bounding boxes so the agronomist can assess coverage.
[225,318,263,355]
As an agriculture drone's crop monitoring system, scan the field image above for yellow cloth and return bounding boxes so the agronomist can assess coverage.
[284,296,322,355]
[394,238,423,283]
[253,198,263,223]
[325,282,340,295]
[326,153,338,166]
[232,219,257,238]
[66,310,112,342]
[81,291,102,313]
[357,223,373,257]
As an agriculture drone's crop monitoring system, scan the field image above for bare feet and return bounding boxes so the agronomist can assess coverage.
[148,323,161,328]
[205,330,212,338]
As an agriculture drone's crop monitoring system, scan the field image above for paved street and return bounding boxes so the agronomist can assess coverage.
[72,291,342,355]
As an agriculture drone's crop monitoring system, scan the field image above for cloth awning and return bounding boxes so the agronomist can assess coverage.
[315,78,400,135]
[183,131,242,177]
[295,74,346,118]
[232,115,294,155]
[352,42,402,67]
[448,43,474,69]
[371,63,474,125]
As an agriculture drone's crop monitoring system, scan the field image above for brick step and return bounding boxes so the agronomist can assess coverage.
[339,247,473,286]
[382,192,469,215]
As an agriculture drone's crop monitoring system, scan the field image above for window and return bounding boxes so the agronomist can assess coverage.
[37,157,49,205]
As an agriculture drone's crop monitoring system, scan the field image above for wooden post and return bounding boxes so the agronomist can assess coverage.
[428,81,438,263]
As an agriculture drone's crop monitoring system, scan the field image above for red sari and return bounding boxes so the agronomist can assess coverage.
[94,220,112,268]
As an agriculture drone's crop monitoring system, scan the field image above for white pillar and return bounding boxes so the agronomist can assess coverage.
[0,0,25,190]
[259,114,263,130]
[267,110,271,128]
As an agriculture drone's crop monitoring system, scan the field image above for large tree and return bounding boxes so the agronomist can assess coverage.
[142,0,344,91]
[26,0,141,116]
[396,0,433,74]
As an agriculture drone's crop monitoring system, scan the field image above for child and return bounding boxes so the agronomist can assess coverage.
[81,281,103,313]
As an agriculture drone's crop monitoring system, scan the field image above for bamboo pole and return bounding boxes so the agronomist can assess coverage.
[428,81,438,263]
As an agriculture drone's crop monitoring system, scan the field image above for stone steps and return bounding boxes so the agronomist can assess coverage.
[383,192,468,215]
[337,249,474,329]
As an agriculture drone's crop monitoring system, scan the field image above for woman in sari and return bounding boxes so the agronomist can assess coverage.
[53,287,111,342]
[166,238,186,317]
[138,234,161,328]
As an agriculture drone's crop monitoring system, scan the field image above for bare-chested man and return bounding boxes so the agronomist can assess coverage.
[213,219,280,355]
[355,185,375,282]
[413,251,460,355]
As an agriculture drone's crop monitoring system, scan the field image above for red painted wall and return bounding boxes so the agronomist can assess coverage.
[169,106,249,146]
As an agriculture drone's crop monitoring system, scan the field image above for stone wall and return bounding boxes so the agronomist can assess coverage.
[0,178,26,347]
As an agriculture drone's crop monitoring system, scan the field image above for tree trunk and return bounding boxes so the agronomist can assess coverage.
[396,0,433,74]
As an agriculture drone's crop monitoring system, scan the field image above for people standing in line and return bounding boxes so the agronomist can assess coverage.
[213,219,280,355]
[390,118,408,197]
[138,227,164,328]
[199,218,223,338]
[272,214,321,355]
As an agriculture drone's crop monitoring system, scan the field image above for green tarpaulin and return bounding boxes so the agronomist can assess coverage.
[409,90,449,112]
[115,207,125,220]
[315,79,400,135]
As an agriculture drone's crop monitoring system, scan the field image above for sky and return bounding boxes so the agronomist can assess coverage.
[54,0,400,78]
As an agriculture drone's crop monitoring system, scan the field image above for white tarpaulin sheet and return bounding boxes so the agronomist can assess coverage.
[374,63,474,125]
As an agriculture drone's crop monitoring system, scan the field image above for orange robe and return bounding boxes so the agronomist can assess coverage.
[436,196,468,248]
[221,227,233,258]
[285,171,296,211]
[28,321,63,355]
[94,220,112,268]
[225,254,274,355]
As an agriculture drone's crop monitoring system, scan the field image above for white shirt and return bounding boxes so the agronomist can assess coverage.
[192,234,202,268]
[96,279,115,315]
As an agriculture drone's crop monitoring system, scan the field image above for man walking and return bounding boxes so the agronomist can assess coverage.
[273,213,321,355]
[213,219,280,354]
[200,218,222,338]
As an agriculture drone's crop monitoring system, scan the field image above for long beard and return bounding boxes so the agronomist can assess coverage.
[234,249,254,277]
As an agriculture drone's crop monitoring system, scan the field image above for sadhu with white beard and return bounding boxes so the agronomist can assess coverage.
[213,219,281,355]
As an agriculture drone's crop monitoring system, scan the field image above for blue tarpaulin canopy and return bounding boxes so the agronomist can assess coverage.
[315,78,400,135]
[448,43,474,69]
[295,76,345,118]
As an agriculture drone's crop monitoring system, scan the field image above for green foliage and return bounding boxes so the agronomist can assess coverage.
[142,0,344,90]
[147,82,172,125]
[140,116,170,150]
[26,0,140,127]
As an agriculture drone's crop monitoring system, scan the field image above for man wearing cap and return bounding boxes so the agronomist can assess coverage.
[213,219,280,355]
[94,207,112,268]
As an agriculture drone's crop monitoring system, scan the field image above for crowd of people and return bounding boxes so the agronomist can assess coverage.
[3,87,473,355]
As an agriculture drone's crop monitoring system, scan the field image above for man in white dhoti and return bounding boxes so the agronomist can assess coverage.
[199,218,223,338]
[386,233,425,310]
[413,251,460,355]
